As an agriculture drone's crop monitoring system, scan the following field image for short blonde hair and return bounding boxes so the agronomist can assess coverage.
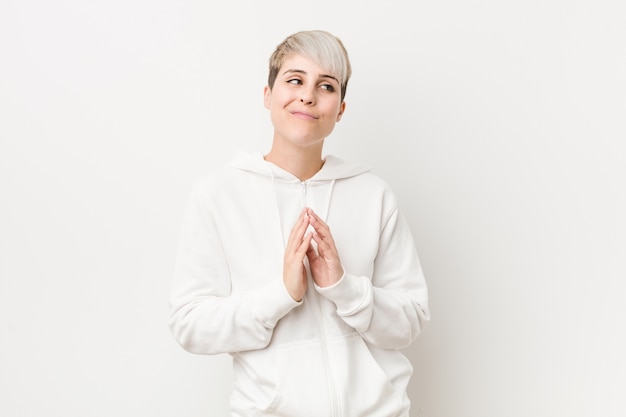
[268,30,352,101]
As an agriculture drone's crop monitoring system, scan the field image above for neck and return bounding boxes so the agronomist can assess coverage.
[264,145,324,181]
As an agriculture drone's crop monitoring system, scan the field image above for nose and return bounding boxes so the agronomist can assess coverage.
[300,88,315,105]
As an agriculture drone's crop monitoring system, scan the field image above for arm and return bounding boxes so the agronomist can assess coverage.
[168,185,300,355]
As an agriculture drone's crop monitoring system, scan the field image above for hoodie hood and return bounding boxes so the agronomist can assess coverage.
[227,151,370,183]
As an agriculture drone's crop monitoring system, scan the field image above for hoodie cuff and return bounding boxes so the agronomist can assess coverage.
[315,273,372,316]
[248,279,302,328]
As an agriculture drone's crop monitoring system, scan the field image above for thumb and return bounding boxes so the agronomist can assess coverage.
[306,241,318,261]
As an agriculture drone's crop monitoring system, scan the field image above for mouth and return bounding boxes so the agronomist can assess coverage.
[290,110,319,120]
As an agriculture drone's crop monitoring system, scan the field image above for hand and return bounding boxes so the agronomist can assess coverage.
[283,209,313,302]
[306,208,344,288]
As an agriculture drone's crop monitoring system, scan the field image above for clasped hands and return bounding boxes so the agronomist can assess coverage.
[283,208,344,302]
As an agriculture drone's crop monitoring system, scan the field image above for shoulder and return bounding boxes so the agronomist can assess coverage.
[342,170,398,201]
[185,165,246,205]
[351,171,392,188]
[331,171,402,224]
[192,151,263,191]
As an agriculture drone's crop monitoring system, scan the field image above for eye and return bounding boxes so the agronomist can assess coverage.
[287,78,302,85]
[320,83,336,92]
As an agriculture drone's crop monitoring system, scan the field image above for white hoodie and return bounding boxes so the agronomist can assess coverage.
[169,151,430,417]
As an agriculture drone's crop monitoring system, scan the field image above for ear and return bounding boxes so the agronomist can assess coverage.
[263,86,271,109]
[336,101,346,122]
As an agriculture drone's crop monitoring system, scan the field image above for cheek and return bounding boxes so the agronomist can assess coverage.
[269,90,293,108]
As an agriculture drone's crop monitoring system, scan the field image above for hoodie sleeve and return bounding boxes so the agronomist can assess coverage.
[316,197,430,350]
[168,184,300,355]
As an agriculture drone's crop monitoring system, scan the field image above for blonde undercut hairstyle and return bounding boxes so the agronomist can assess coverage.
[268,30,352,101]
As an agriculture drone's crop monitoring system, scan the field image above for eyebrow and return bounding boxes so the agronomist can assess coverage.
[282,69,339,83]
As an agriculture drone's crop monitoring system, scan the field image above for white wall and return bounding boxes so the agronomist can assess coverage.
[1,1,624,416]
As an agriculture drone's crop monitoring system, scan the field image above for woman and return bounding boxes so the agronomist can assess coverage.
[169,30,430,417]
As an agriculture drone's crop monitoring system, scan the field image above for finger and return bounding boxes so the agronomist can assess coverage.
[305,238,317,259]
[307,209,331,239]
[311,230,335,258]
[287,209,310,250]
[308,212,339,253]
[296,231,314,258]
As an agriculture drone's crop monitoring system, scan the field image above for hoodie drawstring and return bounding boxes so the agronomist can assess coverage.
[322,179,336,223]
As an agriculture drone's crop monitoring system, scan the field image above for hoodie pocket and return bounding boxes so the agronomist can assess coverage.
[264,341,331,417]
[328,334,405,417]
[263,335,405,417]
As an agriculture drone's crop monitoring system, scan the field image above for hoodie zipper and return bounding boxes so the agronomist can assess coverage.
[301,180,341,417]
[314,285,340,416]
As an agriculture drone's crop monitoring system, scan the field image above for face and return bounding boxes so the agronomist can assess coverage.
[264,53,346,152]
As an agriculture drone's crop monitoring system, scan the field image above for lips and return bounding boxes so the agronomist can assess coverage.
[290,110,318,120]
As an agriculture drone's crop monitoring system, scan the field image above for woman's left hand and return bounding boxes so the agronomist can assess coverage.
[306,208,344,288]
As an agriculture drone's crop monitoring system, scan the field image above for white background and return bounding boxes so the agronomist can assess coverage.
[1,1,624,416]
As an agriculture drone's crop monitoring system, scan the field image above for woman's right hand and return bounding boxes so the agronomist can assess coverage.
[283,209,313,302]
